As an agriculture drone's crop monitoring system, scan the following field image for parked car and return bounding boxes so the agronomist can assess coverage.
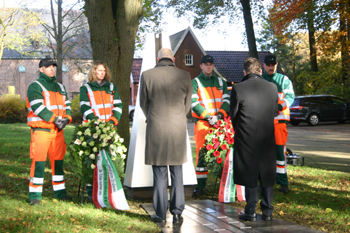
[129,105,135,122]
[290,95,350,126]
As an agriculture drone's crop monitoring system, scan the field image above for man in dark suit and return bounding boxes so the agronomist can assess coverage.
[140,48,192,224]
[230,57,278,221]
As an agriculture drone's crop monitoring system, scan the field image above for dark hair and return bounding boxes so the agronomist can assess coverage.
[243,57,262,75]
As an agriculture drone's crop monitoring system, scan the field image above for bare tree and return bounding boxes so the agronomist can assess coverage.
[39,0,88,83]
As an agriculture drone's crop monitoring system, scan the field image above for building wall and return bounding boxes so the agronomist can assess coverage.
[174,33,204,80]
[0,59,91,101]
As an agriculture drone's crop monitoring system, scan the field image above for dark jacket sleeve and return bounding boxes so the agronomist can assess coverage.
[229,86,239,128]
[139,73,148,117]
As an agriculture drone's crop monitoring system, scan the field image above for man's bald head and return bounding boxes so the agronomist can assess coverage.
[157,48,174,60]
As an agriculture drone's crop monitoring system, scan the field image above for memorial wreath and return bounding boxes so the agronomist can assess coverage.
[67,119,127,186]
[202,117,234,178]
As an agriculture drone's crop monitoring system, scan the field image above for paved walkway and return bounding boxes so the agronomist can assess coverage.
[142,200,323,233]
[186,120,350,173]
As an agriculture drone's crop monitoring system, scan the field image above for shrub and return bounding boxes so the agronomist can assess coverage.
[0,96,28,123]
[70,94,83,123]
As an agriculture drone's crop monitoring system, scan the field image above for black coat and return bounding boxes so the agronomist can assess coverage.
[230,73,278,188]
[140,58,193,166]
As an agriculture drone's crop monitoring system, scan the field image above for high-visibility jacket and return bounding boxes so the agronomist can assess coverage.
[80,81,122,125]
[27,73,72,129]
[191,72,230,122]
[262,72,295,123]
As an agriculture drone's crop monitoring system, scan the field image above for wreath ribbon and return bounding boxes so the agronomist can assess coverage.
[92,149,129,210]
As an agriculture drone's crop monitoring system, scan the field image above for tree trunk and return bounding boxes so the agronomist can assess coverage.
[340,1,347,84]
[240,0,258,59]
[306,1,318,73]
[85,0,143,154]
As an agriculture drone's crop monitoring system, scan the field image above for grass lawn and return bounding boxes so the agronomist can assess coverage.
[0,123,349,232]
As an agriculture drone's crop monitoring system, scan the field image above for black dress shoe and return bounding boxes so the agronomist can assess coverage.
[151,214,166,223]
[173,214,183,223]
[30,199,41,206]
[238,211,257,221]
[262,214,272,221]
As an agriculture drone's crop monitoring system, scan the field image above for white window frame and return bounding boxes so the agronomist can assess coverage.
[185,54,193,66]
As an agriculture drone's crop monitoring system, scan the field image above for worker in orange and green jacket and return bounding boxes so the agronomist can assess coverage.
[79,61,122,199]
[263,54,295,194]
[27,57,72,206]
[191,55,230,197]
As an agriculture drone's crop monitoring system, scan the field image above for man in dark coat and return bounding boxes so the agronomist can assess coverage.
[140,48,192,224]
[230,57,278,221]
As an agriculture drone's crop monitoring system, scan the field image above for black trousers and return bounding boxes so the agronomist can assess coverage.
[152,165,185,219]
[244,186,274,216]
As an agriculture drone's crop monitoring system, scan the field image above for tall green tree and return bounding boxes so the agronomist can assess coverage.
[166,0,265,59]
[84,0,143,151]
[0,0,44,61]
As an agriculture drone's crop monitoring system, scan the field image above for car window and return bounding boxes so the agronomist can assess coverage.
[332,98,347,105]
[291,99,300,106]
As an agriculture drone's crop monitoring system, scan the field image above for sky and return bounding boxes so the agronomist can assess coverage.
[4,0,273,53]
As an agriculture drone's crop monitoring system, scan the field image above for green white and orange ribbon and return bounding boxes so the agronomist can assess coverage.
[92,149,129,210]
[219,148,236,203]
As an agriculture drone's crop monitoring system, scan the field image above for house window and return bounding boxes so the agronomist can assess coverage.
[185,54,193,66]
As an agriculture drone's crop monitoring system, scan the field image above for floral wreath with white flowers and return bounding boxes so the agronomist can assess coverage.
[67,119,127,185]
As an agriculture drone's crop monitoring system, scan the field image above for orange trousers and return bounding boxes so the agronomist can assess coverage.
[274,123,289,185]
[29,129,67,200]
[194,120,210,188]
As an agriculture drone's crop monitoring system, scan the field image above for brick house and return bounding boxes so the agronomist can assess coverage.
[169,27,272,85]
[0,48,142,106]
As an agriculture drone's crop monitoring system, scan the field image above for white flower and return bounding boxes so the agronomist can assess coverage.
[82,121,87,127]
[109,144,115,150]
[101,142,107,147]
[109,132,114,137]
[91,164,96,169]
[114,134,120,140]
[74,139,82,145]
[117,147,123,154]
[106,136,111,140]
[103,138,109,143]
[77,131,83,136]
[121,154,126,159]
[79,150,84,156]
[93,133,98,139]
[102,128,108,133]
[94,119,101,125]
[82,142,87,147]
[119,138,124,143]
[89,141,95,147]
[96,126,100,131]
[93,147,98,152]
[89,154,95,159]
[96,130,102,135]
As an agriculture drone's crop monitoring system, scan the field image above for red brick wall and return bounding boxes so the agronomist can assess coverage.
[174,33,204,80]
[0,59,91,100]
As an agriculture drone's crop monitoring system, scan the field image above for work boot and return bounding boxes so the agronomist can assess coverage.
[58,196,73,201]
[278,185,290,194]
[30,199,41,206]
[192,188,204,197]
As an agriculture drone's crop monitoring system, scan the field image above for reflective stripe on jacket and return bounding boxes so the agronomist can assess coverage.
[80,81,122,125]
[262,72,295,123]
[191,72,230,121]
[27,74,72,129]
